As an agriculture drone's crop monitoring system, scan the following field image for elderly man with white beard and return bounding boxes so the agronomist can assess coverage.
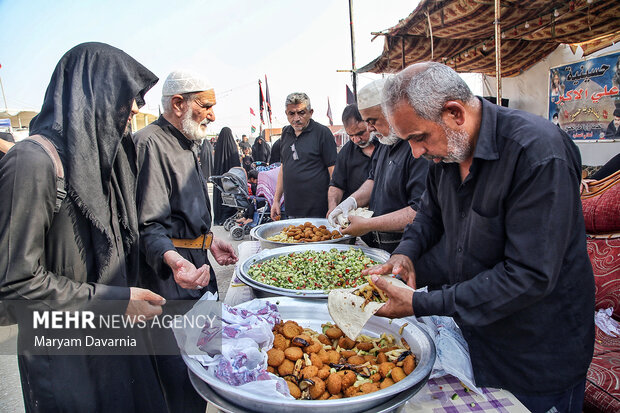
[133,70,238,413]
[328,79,431,253]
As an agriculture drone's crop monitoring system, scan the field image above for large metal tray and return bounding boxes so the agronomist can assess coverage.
[250,218,355,249]
[183,297,435,413]
[236,243,391,299]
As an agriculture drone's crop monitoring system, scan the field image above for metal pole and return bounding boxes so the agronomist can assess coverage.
[348,0,357,99]
[494,0,502,105]
[0,75,8,110]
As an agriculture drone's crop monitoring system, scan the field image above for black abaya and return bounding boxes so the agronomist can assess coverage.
[213,127,241,225]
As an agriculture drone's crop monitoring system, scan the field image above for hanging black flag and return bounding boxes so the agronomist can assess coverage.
[258,80,265,125]
[346,85,356,104]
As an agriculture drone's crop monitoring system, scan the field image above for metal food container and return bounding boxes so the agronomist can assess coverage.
[236,243,391,299]
[250,218,355,249]
[184,297,435,413]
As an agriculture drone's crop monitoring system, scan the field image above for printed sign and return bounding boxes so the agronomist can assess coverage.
[549,51,620,140]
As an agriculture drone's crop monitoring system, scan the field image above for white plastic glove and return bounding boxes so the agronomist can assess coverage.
[327,196,357,227]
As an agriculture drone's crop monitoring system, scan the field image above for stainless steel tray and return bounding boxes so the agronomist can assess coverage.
[250,218,355,249]
[189,368,429,413]
[183,297,435,413]
[236,243,391,299]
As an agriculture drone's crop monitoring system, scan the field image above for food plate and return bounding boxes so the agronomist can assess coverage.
[183,297,435,413]
[188,368,429,413]
[250,218,355,249]
[236,244,391,299]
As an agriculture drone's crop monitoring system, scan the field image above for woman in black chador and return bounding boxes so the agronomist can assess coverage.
[212,126,241,225]
[0,42,167,413]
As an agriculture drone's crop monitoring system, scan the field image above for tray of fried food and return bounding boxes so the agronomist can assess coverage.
[353,276,388,310]
[267,222,343,243]
[266,319,416,400]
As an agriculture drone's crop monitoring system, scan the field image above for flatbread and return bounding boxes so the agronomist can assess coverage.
[336,207,373,228]
[327,276,413,340]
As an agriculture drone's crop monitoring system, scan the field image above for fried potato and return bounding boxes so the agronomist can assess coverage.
[328,393,343,399]
[267,366,276,374]
[326,373,342,395]
[340,350,357,359]
[286,380,301,399]
[304,339,322,354]
[338,337,356,350]
[310,353,323,368]
[317,334,331,346]
[391,366,406,383]
[403,355,415,375]
[325,327,343,340]
[277,359,295,376]
[317,365,331,380]
[301,365,319,379]
[284,347,304,361]
[370,373,382,383]
[376,352,388,364]
[344,386,360,398]
[326,350,340,364]
[378,362,395,379]
[309,377,325,399]
[267,348,285,367]
[282,323,302,339]
[347,355,365,365]
[273,334,289,351]
[379,377,395,389]
[363,355,376,363]
[355,342,373,351]
[341,371,356,389]
[317,349,329,364]
[360,382,379,394]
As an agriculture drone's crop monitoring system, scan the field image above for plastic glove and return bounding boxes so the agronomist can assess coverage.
[327,196,357,226]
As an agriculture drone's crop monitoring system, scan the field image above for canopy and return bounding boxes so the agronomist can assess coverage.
[358,0,620,77]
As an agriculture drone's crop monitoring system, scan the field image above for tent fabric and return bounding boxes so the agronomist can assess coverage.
[358,0,620,77]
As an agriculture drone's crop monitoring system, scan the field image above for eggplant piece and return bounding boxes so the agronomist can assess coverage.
[397,350,412,362]
[299,378,315,400]
[292,336,311,347]
[282,374,298,384]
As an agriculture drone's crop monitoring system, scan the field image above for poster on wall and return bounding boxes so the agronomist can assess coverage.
[549,51,620,140]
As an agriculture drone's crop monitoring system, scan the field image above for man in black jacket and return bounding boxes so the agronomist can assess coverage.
[367,62,594,413]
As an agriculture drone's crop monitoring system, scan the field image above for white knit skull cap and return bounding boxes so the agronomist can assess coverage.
[357,78,387,110]
[162,70,213,96]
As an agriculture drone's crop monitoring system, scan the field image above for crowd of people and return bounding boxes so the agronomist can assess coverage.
[0,42,602,413]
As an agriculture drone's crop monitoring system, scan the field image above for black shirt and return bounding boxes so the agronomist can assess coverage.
[280,119,337,217]
[330,139,375,199]
[368,139,430,216]
[134,116,216,298]
[394,97,595,394]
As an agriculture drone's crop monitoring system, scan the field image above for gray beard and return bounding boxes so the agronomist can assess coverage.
[442,124,471,163]
[372,131,400,146]
[181,110,210,141]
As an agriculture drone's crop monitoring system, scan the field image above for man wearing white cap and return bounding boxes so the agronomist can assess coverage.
[133,70,238,412]
[328,79,431,253]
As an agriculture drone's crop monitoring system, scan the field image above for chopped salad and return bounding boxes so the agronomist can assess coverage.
[247,248,378,291]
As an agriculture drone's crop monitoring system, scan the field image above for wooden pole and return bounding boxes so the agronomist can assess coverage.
[494,0,502,105]
[401,36,406,69]
[348,0,357,99]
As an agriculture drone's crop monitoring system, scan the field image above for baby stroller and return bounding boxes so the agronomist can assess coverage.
[208,167,270,240]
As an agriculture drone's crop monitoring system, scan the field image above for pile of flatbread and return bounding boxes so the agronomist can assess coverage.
[336,207,374,228]
[327,276,414,340]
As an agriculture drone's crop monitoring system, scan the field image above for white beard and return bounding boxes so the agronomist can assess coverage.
[372,131,400,146]
[442,124,471,163]
[181,109,210,141]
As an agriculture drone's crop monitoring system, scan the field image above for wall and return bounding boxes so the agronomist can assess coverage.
[482,43,620,166]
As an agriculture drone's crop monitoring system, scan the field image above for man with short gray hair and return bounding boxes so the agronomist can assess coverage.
[366,62,594,412]
[271,92,337,219]
[134,70,238,413]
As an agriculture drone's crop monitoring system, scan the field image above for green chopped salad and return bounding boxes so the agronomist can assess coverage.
[247,248,378,291]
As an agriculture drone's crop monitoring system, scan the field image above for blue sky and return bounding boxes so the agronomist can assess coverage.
[0,0,470,137]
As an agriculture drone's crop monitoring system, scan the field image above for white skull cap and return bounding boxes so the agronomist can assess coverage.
[357,78,387,110]
[162,70,213,96]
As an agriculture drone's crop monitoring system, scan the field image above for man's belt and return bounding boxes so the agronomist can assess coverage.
[171,232,213,250]
[371,231,403,244]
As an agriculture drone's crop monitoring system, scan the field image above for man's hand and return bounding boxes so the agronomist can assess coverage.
[362,254,416,289]
[163,250,210,290]
[327,196,357,226]
[270,203,281,221]
[125,287,165,320]
[341,215,372,237]
[210,238,238,266]
[371,276,414,318]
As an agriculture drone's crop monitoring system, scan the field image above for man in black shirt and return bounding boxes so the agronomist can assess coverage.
[329,79,430,253]
[134,70,238,413]
[327,104,376,214]
[239,134,251,152]
[367,62,594,412]
[271,92,337,219]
